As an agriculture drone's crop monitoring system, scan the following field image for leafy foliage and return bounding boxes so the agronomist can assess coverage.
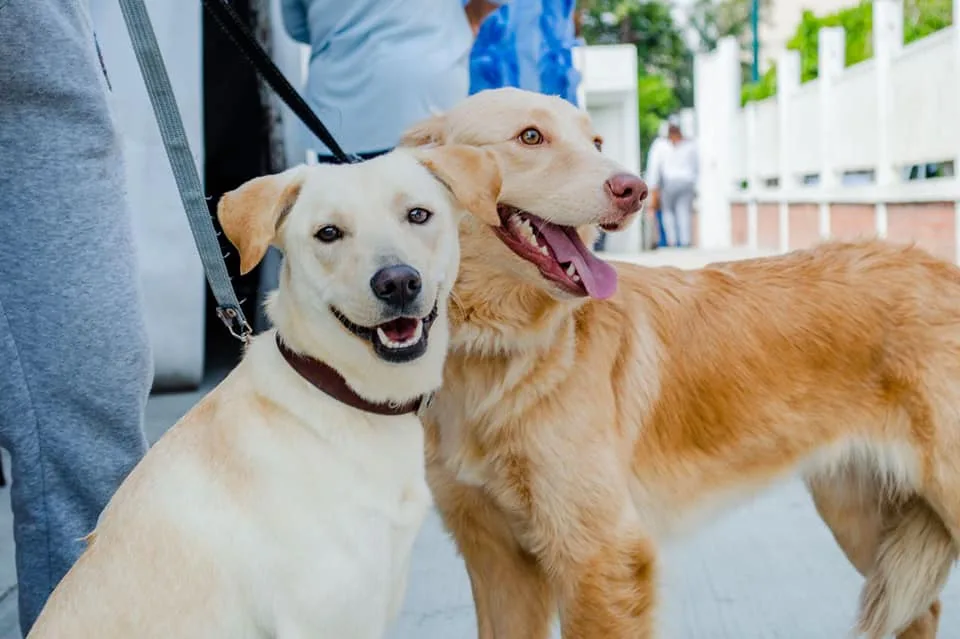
[741,0,953,104]
[637,73,680,153]
[578,0,761,156]
[579,0,692,156]
[580,0,694,106]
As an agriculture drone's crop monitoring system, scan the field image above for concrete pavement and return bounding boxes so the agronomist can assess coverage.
[0,247,956,638]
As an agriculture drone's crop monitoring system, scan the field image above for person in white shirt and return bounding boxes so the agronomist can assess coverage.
[645,122,670,248]
[647,115,698,247]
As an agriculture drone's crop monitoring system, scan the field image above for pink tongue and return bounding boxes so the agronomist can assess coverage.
[534,222,618,299]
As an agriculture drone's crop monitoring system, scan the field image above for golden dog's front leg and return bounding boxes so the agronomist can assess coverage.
[427,460,555,639]
[554,536,659,639]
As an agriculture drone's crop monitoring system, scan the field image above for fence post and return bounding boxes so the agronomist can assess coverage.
[816,27,845,240]
[745,102,758,249]
[956,0,960,262]
[694,37,741,249]
[873,0,904,238]
[777,50,800,251]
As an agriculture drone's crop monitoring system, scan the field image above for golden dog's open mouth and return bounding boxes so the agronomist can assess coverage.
[493,204,618,299]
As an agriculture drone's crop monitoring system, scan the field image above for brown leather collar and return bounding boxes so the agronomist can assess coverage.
[275,334,423,416]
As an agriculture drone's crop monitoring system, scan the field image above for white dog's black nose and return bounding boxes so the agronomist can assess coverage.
[371,265,422,308]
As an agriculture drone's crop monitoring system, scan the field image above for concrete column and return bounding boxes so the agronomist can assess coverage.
[694,36,741,249]
[777,50,800,251]
[744,103,759,249]
[817,27,845,239]
[873,0,904,238]
[955,0,960,261]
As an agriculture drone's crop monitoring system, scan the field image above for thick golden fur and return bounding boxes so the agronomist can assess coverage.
[400,88,959,638]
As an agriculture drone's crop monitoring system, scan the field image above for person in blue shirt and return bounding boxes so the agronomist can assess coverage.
[280,0,507,162]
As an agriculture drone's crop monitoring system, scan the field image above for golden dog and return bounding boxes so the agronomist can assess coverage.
[401,87,958,639]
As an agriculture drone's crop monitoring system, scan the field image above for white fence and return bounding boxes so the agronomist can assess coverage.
[694,0,960,260]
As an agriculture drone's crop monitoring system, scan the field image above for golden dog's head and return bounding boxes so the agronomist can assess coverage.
[401,87,646,302]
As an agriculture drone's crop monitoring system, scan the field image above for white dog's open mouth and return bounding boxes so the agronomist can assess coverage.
[492,204,618,299]
[331,303,439,364]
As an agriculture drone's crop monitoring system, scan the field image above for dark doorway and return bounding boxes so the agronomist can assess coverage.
[201,0,273,372]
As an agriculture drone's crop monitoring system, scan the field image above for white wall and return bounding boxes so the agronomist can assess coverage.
[91,0,206,390]
[574,44,642,253]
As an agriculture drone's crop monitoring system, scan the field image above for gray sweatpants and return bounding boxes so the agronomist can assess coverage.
[660,180,696,248]
[0,0,152,633]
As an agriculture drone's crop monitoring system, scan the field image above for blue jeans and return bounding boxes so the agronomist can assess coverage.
[0,0,152,632]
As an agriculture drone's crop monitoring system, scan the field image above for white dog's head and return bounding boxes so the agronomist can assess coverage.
[217,146,501,404]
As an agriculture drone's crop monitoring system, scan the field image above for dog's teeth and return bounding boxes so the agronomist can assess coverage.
[376,320,424,350]
[566,263,576,276]
[573,274,581,282]
[540,246,549,255]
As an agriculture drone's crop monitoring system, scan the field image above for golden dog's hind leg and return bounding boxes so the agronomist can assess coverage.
[807,474,949,639]
[428,463,555,639]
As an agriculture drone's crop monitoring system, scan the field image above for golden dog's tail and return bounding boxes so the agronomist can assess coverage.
[856,497,956,638]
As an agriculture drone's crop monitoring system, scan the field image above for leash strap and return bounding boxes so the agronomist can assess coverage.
[118,0,252,342]
[201,0,360,165]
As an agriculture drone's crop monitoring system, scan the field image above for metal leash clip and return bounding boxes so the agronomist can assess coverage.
[216,306,253,344]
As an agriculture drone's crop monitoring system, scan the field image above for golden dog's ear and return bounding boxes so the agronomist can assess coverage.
[414,145,502,227]
[217,166,305,275]
[400,113,447,147]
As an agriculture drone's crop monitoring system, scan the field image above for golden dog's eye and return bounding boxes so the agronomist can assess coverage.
[407,207,433,225]
[315,225,343,243]
[518,127,543,145]
[593,138,603,151]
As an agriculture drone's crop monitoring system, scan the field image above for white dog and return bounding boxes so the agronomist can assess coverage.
[26,145,502,639]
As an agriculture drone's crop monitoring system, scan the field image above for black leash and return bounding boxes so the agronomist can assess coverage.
[201,0,360,165]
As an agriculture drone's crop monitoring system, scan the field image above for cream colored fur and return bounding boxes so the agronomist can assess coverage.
[26,146,501,639]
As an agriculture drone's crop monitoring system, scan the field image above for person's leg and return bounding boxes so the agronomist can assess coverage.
[0,0,151,632]
[659,185,679,247]
[655,208,668,247]
[674,186,696,247]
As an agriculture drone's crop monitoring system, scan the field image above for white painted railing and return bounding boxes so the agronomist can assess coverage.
[694,0,960,261]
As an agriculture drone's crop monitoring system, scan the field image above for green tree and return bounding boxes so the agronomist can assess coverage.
[579,0,691,156]
[580,0,694,105]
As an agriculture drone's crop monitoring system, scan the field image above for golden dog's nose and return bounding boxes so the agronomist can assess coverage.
[604,173,648,214]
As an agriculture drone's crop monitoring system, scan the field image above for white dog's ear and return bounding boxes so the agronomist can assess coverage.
[400,113,447,147]
[413,145,502,226]
[217,166,305,275]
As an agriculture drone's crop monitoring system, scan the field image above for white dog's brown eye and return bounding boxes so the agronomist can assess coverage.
[407,207,433,225]
[315,225,343,243]
[518,127,543,145]
[593,138,603,151]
